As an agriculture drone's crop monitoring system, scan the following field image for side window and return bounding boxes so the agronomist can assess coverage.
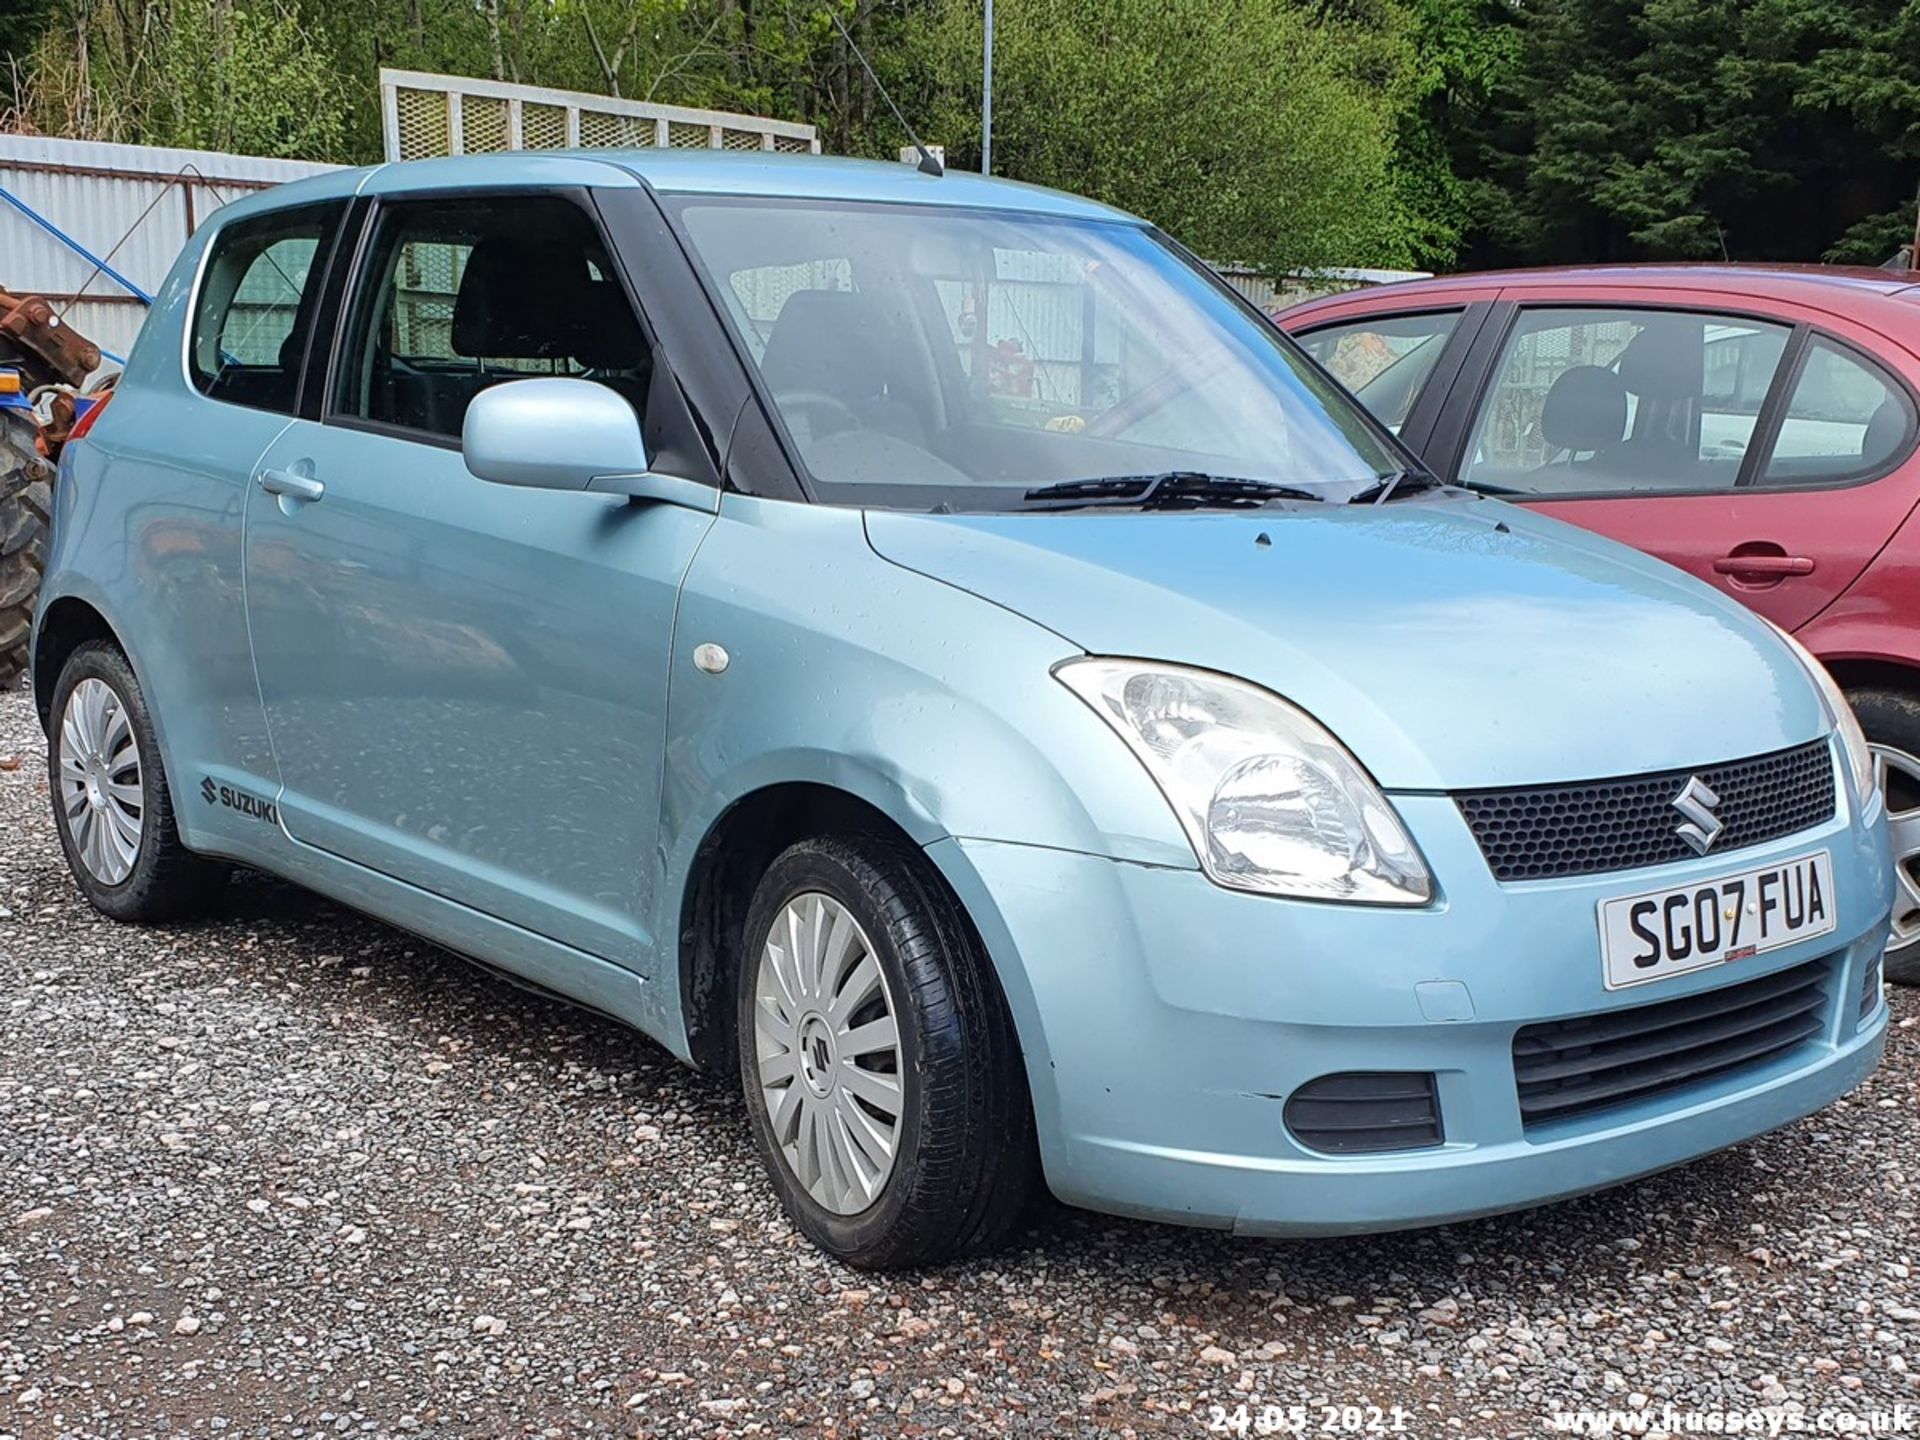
[1461,308,1791,496]
[189,201,345,414]
[331,195,652,442]
[1298,311,1460,434]
[1759,339,1917,487]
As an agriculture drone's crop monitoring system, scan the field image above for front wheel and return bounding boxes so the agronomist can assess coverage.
[1847,687,1920,984]
[736,834,1035,1268]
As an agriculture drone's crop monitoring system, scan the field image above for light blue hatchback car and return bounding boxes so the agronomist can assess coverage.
[31,150,1893,1268]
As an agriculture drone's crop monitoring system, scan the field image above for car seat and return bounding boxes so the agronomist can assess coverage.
[1538,364,1629,460]
[757,290,929,446]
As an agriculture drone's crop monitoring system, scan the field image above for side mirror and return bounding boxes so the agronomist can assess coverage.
[462,376,647,491]
[461,378,717,510]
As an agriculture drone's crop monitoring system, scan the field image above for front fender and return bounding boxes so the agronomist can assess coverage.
[657,493,1195,962]
[661,493,1193,875]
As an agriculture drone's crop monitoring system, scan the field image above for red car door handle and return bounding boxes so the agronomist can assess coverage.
[1713,553,1814,578]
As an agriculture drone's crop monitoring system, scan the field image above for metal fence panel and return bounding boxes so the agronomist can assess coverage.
[1214,264,1432,312]
[380,69,820,163]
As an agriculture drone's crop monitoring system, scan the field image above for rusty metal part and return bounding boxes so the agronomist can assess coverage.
[0,287,102,389]
[32,389,78,456]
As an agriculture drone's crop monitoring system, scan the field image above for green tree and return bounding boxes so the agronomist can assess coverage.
[1465,0,1920,266]
[16,0,351,159]
[913,0,1424,274]
[1382,0,1520,267]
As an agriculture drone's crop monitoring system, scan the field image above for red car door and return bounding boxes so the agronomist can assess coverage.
[1450,286,1920,632]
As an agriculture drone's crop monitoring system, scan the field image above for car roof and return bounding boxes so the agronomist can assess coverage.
[210,148,1142,227]
[1283,262,1920,327]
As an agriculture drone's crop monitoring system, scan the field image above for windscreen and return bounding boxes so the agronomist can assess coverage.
[674,198,1407,511]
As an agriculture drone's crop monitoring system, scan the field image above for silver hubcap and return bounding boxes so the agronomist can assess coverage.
[58,677,143,886]
[1876,743,1920,956]
[751,892,904,1216]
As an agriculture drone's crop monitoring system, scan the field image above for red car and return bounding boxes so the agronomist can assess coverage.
[1278,265,1920,978]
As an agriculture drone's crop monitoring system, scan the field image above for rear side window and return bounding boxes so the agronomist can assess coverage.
[1759,339,1917,487]
[189,201,346,415]
[330,194,652,442]
[1460,307,1792,496]
[1298,311,1461,434]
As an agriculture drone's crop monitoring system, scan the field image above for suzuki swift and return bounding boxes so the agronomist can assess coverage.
[31,151,1892,1269]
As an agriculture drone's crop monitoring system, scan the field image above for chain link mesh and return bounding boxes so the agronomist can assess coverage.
[461,96,509,155]
[579,111,655,148]
[522,103,567,150]
[383,72,817,160]
[394,87,450,161]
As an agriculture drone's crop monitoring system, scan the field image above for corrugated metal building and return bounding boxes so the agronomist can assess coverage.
[0,134,338,366]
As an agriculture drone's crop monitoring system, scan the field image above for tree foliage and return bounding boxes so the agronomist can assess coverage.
[0,0,1915,273]
[1464,0,1920,266]
[0,0,1438,275]
[912,0,1423,271]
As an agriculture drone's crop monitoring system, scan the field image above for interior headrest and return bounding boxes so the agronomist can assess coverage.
[451,240,646,367]
[452,239,581,359]
[758,290,893,401]
[1617,320,1703,399]
[1862,397,1911,468]
[1540,365,1628,454]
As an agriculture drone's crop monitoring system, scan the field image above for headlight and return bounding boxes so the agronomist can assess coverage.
[1764,620,1875,806]
[1054,658,1432,904]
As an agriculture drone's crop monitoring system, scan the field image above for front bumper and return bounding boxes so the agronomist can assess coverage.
[930,778,1891,1236]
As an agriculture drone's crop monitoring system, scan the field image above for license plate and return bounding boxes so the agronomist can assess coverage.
[1598,850,1835,991]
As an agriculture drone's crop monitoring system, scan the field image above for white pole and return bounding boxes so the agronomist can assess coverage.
[982,0,994,175]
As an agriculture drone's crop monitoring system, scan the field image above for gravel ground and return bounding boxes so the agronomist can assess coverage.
[3,683,1920,1440]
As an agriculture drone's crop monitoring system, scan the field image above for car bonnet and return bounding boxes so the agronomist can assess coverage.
[863,497,1831,792]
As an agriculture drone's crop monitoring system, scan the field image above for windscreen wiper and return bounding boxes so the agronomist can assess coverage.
[1021,471,1328,510]
[1350,468,1444,505]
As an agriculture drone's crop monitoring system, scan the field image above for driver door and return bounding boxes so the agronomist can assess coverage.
[242,190,715,971]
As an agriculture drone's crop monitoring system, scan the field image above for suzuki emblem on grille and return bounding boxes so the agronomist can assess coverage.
[1672,776,1725,855]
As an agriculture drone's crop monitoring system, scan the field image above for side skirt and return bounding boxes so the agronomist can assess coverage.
[250,829,675,1057]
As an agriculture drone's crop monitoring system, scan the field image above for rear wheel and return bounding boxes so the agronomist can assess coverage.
[1846,687,1920,984]
[736,834,1036,1269]
[0,460,49,692]
[48,641,229,921]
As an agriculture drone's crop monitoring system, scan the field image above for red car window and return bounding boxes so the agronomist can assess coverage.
[1296,310,1461,435]
[1759,338,1918,488]
[1462,307,1792,497]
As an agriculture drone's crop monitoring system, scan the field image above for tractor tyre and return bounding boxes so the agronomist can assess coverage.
[0,458,50,693]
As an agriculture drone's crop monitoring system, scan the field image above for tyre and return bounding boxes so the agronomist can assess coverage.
[736,834,1036,1268]
[0,470,49,692]
[1846,687,1920,985]
[47,640,229,922]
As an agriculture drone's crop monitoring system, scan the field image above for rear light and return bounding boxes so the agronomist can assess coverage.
[66,389,111,442]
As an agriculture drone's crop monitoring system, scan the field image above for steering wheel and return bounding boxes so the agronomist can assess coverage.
[773,389,858,436]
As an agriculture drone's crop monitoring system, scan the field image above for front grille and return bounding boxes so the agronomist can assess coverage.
[1512,959,1829,1129]
[1458,740,1835,883]
[1284,1071,1443,1153]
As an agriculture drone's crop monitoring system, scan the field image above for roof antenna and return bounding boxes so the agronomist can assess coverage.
[829,11,943,176]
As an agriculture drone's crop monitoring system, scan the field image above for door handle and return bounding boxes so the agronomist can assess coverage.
[258,468,325,503]
[1713,553,1814,578]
